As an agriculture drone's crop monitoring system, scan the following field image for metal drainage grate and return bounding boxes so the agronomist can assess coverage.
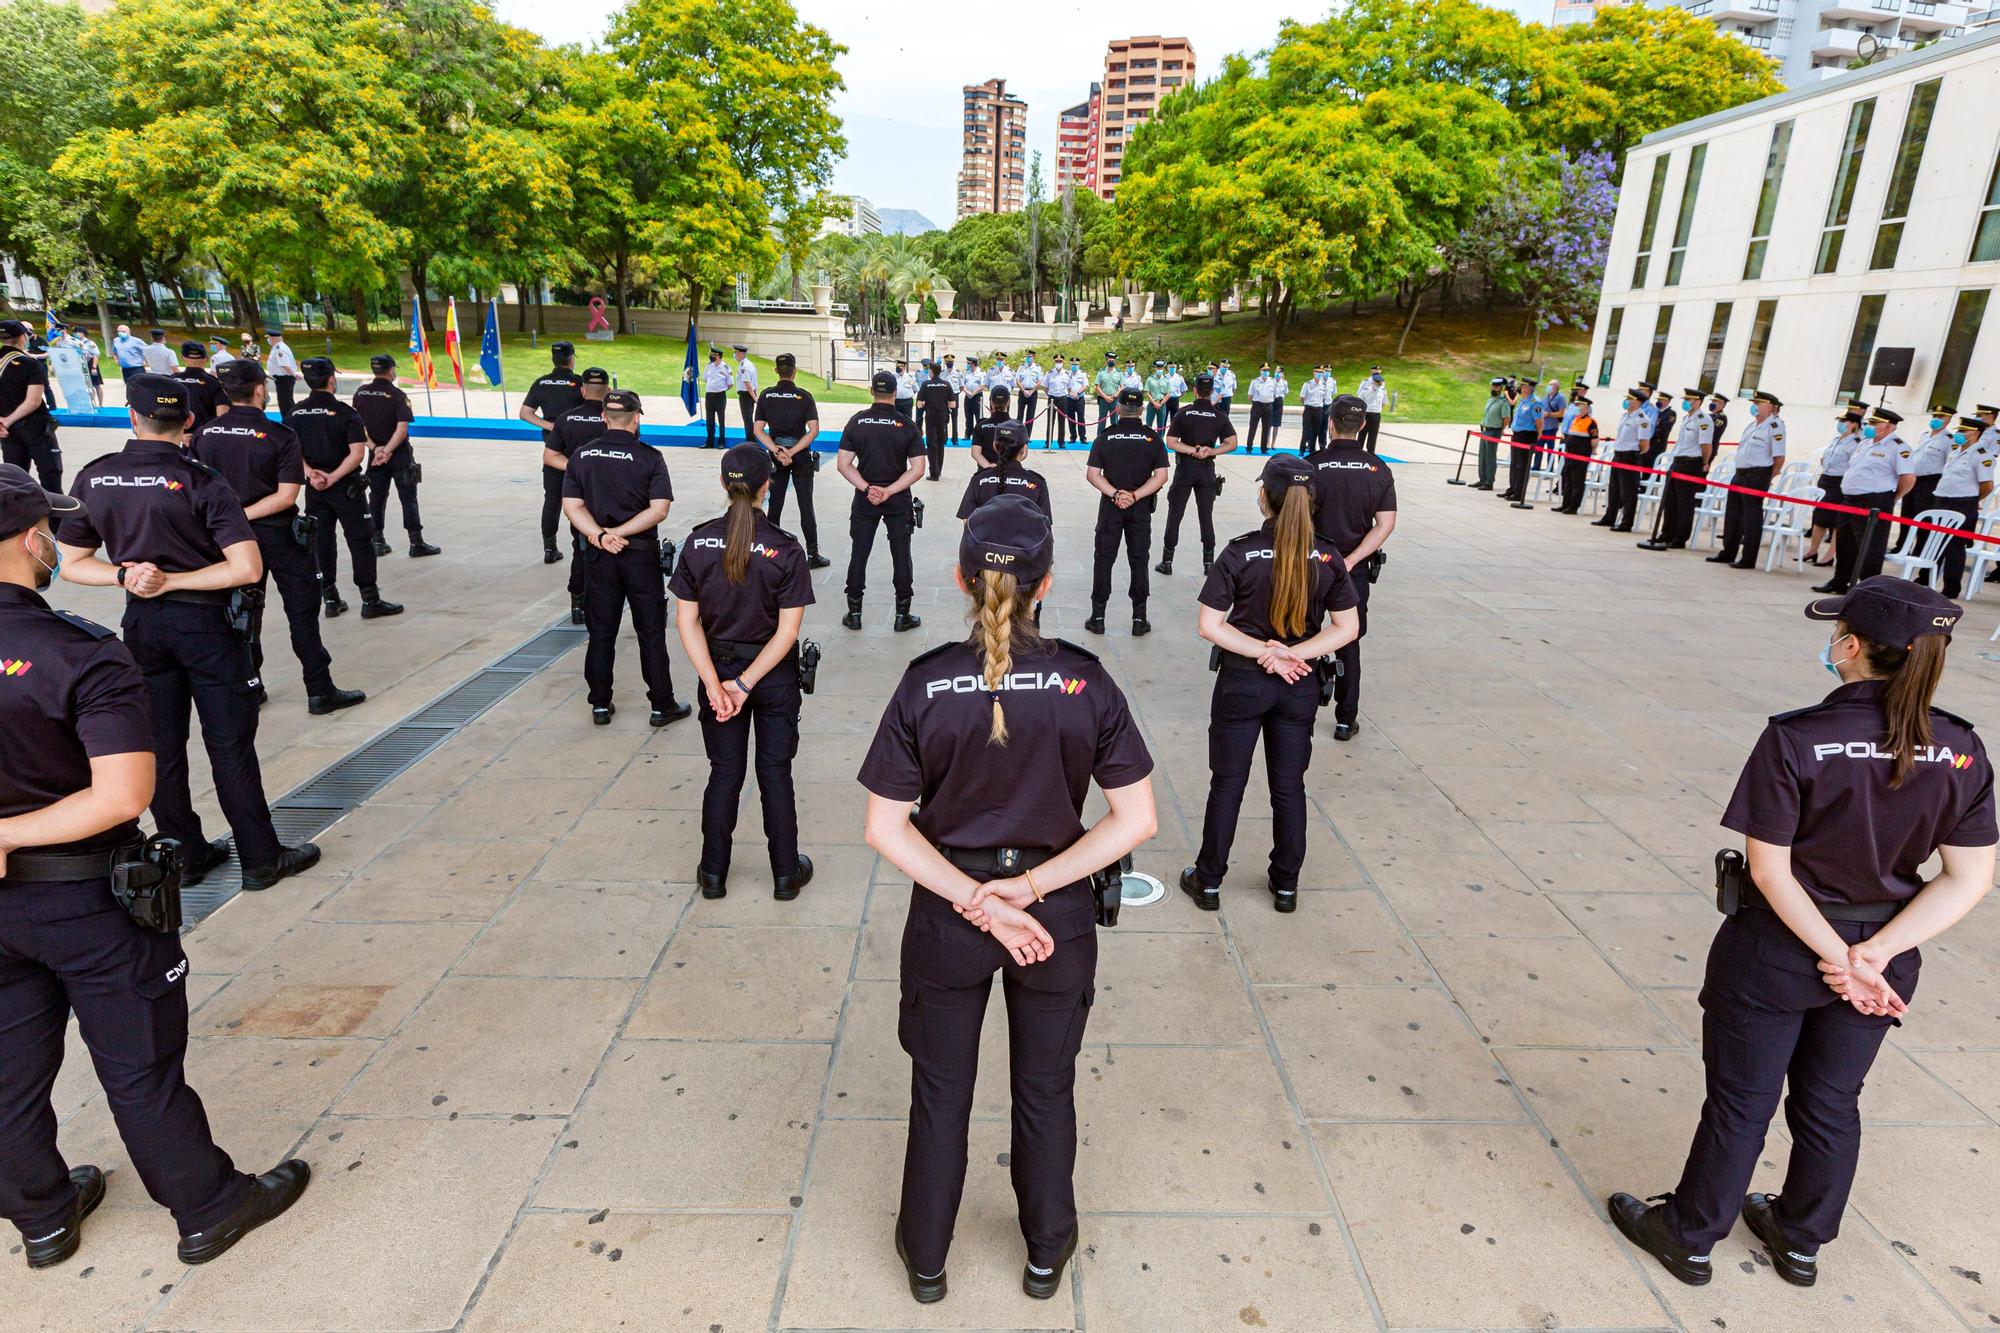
[180,620,586,929]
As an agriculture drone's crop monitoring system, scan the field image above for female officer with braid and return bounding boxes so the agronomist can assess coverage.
[859,495,1157,1307]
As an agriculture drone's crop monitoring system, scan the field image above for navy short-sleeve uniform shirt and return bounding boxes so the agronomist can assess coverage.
[352,380,413,447]
[60,439,257,570]
[917,378,955,416]
[754,383,818,440]
[0,350,51,429]
[1307,444,1398,552]
[561,431,672,534]
[841,408,925,514]
[858,638,1154,935]
[668,512,816,642]
[524,371,584,442]
[287,390,368,472]
[1165,400,1236,475]
[551,404,608,460]
[957,463,1052,520]
[1087,423,1169,510]
[1198,524,1359,645]
[1722,679,1998,907]
[0,586,152,853]
[190,405,306,509]
[168,368,227,424]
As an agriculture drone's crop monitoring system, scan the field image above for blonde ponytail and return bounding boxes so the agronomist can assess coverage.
[969,569,1044,745]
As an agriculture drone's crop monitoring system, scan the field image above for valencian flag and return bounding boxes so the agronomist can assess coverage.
[479,300,504,387]
[680,317,699,418]
[443,297,466,388]
[407,295,438,388]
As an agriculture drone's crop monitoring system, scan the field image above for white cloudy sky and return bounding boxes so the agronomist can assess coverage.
[501,0,1546,228]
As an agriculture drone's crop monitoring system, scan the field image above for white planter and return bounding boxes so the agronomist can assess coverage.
[934,287,957,319]
[811,283,832,317]
[1075,300,1091,325]
[1106,295,1124,319]
[999,310,1014,323]
[903,302,920,324]
[1137,291,1154,323]
[1041,304,1057,324]
[1168,294,1185,320]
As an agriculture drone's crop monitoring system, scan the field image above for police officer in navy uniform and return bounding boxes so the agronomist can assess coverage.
[968,385,1014,469]
[519,341,584,563]
[0,318,62,491]
[55,374,319,893]
[167,342,227,428]
[1309,394,1396,743]
[670,445,816,901]
[754,353,832,569]
[1084,388,1169,637]
[353,356,441,559]
[191,360,365,715]
[958,420,1051,521]
[1612,577,1996,1290]
[701,346,733,448]
[562,390,691,729]
[1156,371,1238,578]
[917,360,956,482]
[550,369,612,625]
[289,358,402,621]
[1181,455,1361,913]
[1816,406,1914,595]
[837,370,927,633]
[0,465,311,1270]
[858,494,1157,1305]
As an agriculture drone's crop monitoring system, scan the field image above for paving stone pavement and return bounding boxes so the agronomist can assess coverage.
[7,424,2000,1331]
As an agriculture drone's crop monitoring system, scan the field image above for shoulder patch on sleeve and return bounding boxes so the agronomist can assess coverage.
[906,642,961,667]
[52,609,117,640]
[1051,638,1101,663]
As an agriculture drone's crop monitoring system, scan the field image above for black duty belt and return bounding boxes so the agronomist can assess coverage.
[1714,848,1905,923]
[1743,890,1903,924]
[1215,652,1265,674]
[128,588,231,607]
[250,513,298,529]
[1,841,141,884]
[939,845,1058,876]
[709,637,787,663]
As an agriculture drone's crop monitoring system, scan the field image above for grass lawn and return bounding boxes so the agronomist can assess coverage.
[1032,306,1593,424]
[160,325,875,405]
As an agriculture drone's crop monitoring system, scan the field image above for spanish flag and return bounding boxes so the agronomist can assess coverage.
[444,297,466,389]
[407,295,438,389]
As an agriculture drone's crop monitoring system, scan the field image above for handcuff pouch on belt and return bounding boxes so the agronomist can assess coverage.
[1714,847,1748,915]
[407,461,424,484]
[1090,852,1133,928]
[1207,643,1341,704]
[911,496,925,530]
[797,639,822,694]
[111,837,184,934]
[1364,550,1387,584]
[291,513,318,547]
[659,538,679,577]
[226,586,265,640]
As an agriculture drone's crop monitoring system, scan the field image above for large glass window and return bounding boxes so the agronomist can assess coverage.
[1743,121,1793,280]
[1645,305,1675,388]
[1700,303,1733,389]
[1597,307,1624,387]
[1817,100,1876,275]
[1739,299,1779,390]
[1837,295,1887,402]
[1972,151,2000,263]
[1870,80,1941,270]
[1930,289,1993,411]
[1631,156,1671,288]
[1665,145,1707,285]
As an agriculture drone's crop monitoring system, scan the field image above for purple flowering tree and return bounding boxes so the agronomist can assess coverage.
[1463,146,1617,361]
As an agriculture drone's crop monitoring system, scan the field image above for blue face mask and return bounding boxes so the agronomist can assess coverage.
[1820,632,1850,677]
[1862,425,1877,439]
[1931,418,1946,431]
[1954,432,1969,445]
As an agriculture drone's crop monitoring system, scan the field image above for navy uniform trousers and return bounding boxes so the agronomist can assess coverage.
[539,462,565,545]
[1160,467,1218,564]
[2,421,62,493]
[766,447,819,553]
[697,652,801,880]
[1195,667,1319,890]
[898,891,1095,1278]
[923,411,949,481]
[250,519,335,698]
[846,502,916,603]
[583,540,676,711]
[1935,495,1983,599]
[0,877,250,1240]
[1090,499,1151,608]
[1830,490,1897,590]
[368,444,423,540]
[306,474,378,599]
[122,599,283,869]
[1718,465,1773,563]
[1333,575,1368,729]
[704,391,729,447]
[1666,910,1914,1253]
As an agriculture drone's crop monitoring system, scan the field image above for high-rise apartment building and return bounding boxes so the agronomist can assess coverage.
[958,78,1029,219]
[1057,89,1096,194]
[1094,35,1194,200]
[1553,0,1604,24]
[1664,0,1972,84]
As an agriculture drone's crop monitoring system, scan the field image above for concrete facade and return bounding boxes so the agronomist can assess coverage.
[957,78,1029,219]
[1666,0,1973,85]
[1093,36,1194,200]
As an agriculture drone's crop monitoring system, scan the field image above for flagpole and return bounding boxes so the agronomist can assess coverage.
[493,301,508,417]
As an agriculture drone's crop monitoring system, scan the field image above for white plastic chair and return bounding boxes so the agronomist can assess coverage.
[1764,485,1823,571]
[1635,471,1668,527]
[1881,509,1960,585]
[1526,446,1562,503]
[1691,458,1736,549]
[1964,513,2000,601]
[1581,444,1614,515]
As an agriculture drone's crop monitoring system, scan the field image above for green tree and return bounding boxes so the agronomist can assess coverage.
[0,0,113,317]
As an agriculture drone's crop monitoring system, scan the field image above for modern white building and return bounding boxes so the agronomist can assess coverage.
[818,196,882,239]
[1586,27,2000,428]
[1666,0,1973,86]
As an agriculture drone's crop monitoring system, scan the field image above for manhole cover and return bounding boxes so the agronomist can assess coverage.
[1120,871,1166,907]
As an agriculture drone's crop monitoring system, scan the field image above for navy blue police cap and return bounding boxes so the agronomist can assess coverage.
[128,373,193,423]
[551,340,575,358]
[1331,393,1367,415]
[1115,387,1144,407]
[603,389,642,413]
[721,443,771,490]
[301,357,336,383]
[581,367,611,386]
[1806,575,1961,648]
[960,493,1052,585]
[180,340,208,359]
[989,420,1027,455]
[1260,452,1316,502]
[370,354,396,372]
[870,369,897,394]
[1194,373,1215,392]
[0,319,30,339]
[0,462,83,538]
[216,359,266,392]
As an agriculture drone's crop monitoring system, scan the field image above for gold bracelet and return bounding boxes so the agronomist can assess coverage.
[1025,867,1046,902]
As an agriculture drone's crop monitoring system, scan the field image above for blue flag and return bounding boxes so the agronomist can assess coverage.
[679,318,698,419]
[479,300,504,388]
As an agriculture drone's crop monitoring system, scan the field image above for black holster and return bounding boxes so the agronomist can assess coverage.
[797,639,822,695]
[226,586,265,640]
[291,512,318,547]
[1090,854,1131,927]
[1315,655,1343,707]
[111,837,184,934]
[1364,550,1387,583]
[407,461,424,484]
[911,496,925,530]
[659,539,678,577]
[1714,847,1748,915]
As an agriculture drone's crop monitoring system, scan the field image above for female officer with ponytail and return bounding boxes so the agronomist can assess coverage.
[670,445,816,902]
[1180,455,1360,914]
[859,495,1157,1307]
[1612,577,1995,1291]
[956,420,1052,520]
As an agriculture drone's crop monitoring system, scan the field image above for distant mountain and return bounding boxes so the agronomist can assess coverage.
[877,208,939,236]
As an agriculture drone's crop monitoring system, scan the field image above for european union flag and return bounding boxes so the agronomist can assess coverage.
[479,300,504,388]
[680,318,698,419]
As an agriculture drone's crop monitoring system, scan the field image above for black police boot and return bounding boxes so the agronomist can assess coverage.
[843,596,863,631]
[1131,599,1150,636]
[570,594,586,626]
[182,837,232,887]
[896,1227,948,1305]
[1155,552,1173,576]
[1607,1193,1711,1286]
[1178,866,1219,912]
[1022,1229,1077,1300]
[773,853,813,902]
[409,534,442,558]
[697,868,728,900]
[649,701,692,727]
[894,599,922,633]
[1812,580,1846,595]
[1268,880,1298,914]
[176,1160,311,1266]
[807,549,831,570]
[1084,601,1107,635]
[1705,551,1734,564]
[542,542,561,565]
[241,843,322,893]
[1743,1193,1818,1287]
[371,534,391,557]
[359,586,403,619]
[322,590,348,618]
[591,704,614,725]
[307,687,366,716]
[1334,721,1358,742]
[24,1165,105,1270]
[1201,549,1215,576]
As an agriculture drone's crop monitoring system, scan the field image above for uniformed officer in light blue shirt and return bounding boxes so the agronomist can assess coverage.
[702,347,734,448]
[1932,408,1997,598]
[1594,388,1651,531]
[1818,406,1914,594]
[1638,390,1713,550]
[1708,389,1786,569]
[1015,354,1043,435]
